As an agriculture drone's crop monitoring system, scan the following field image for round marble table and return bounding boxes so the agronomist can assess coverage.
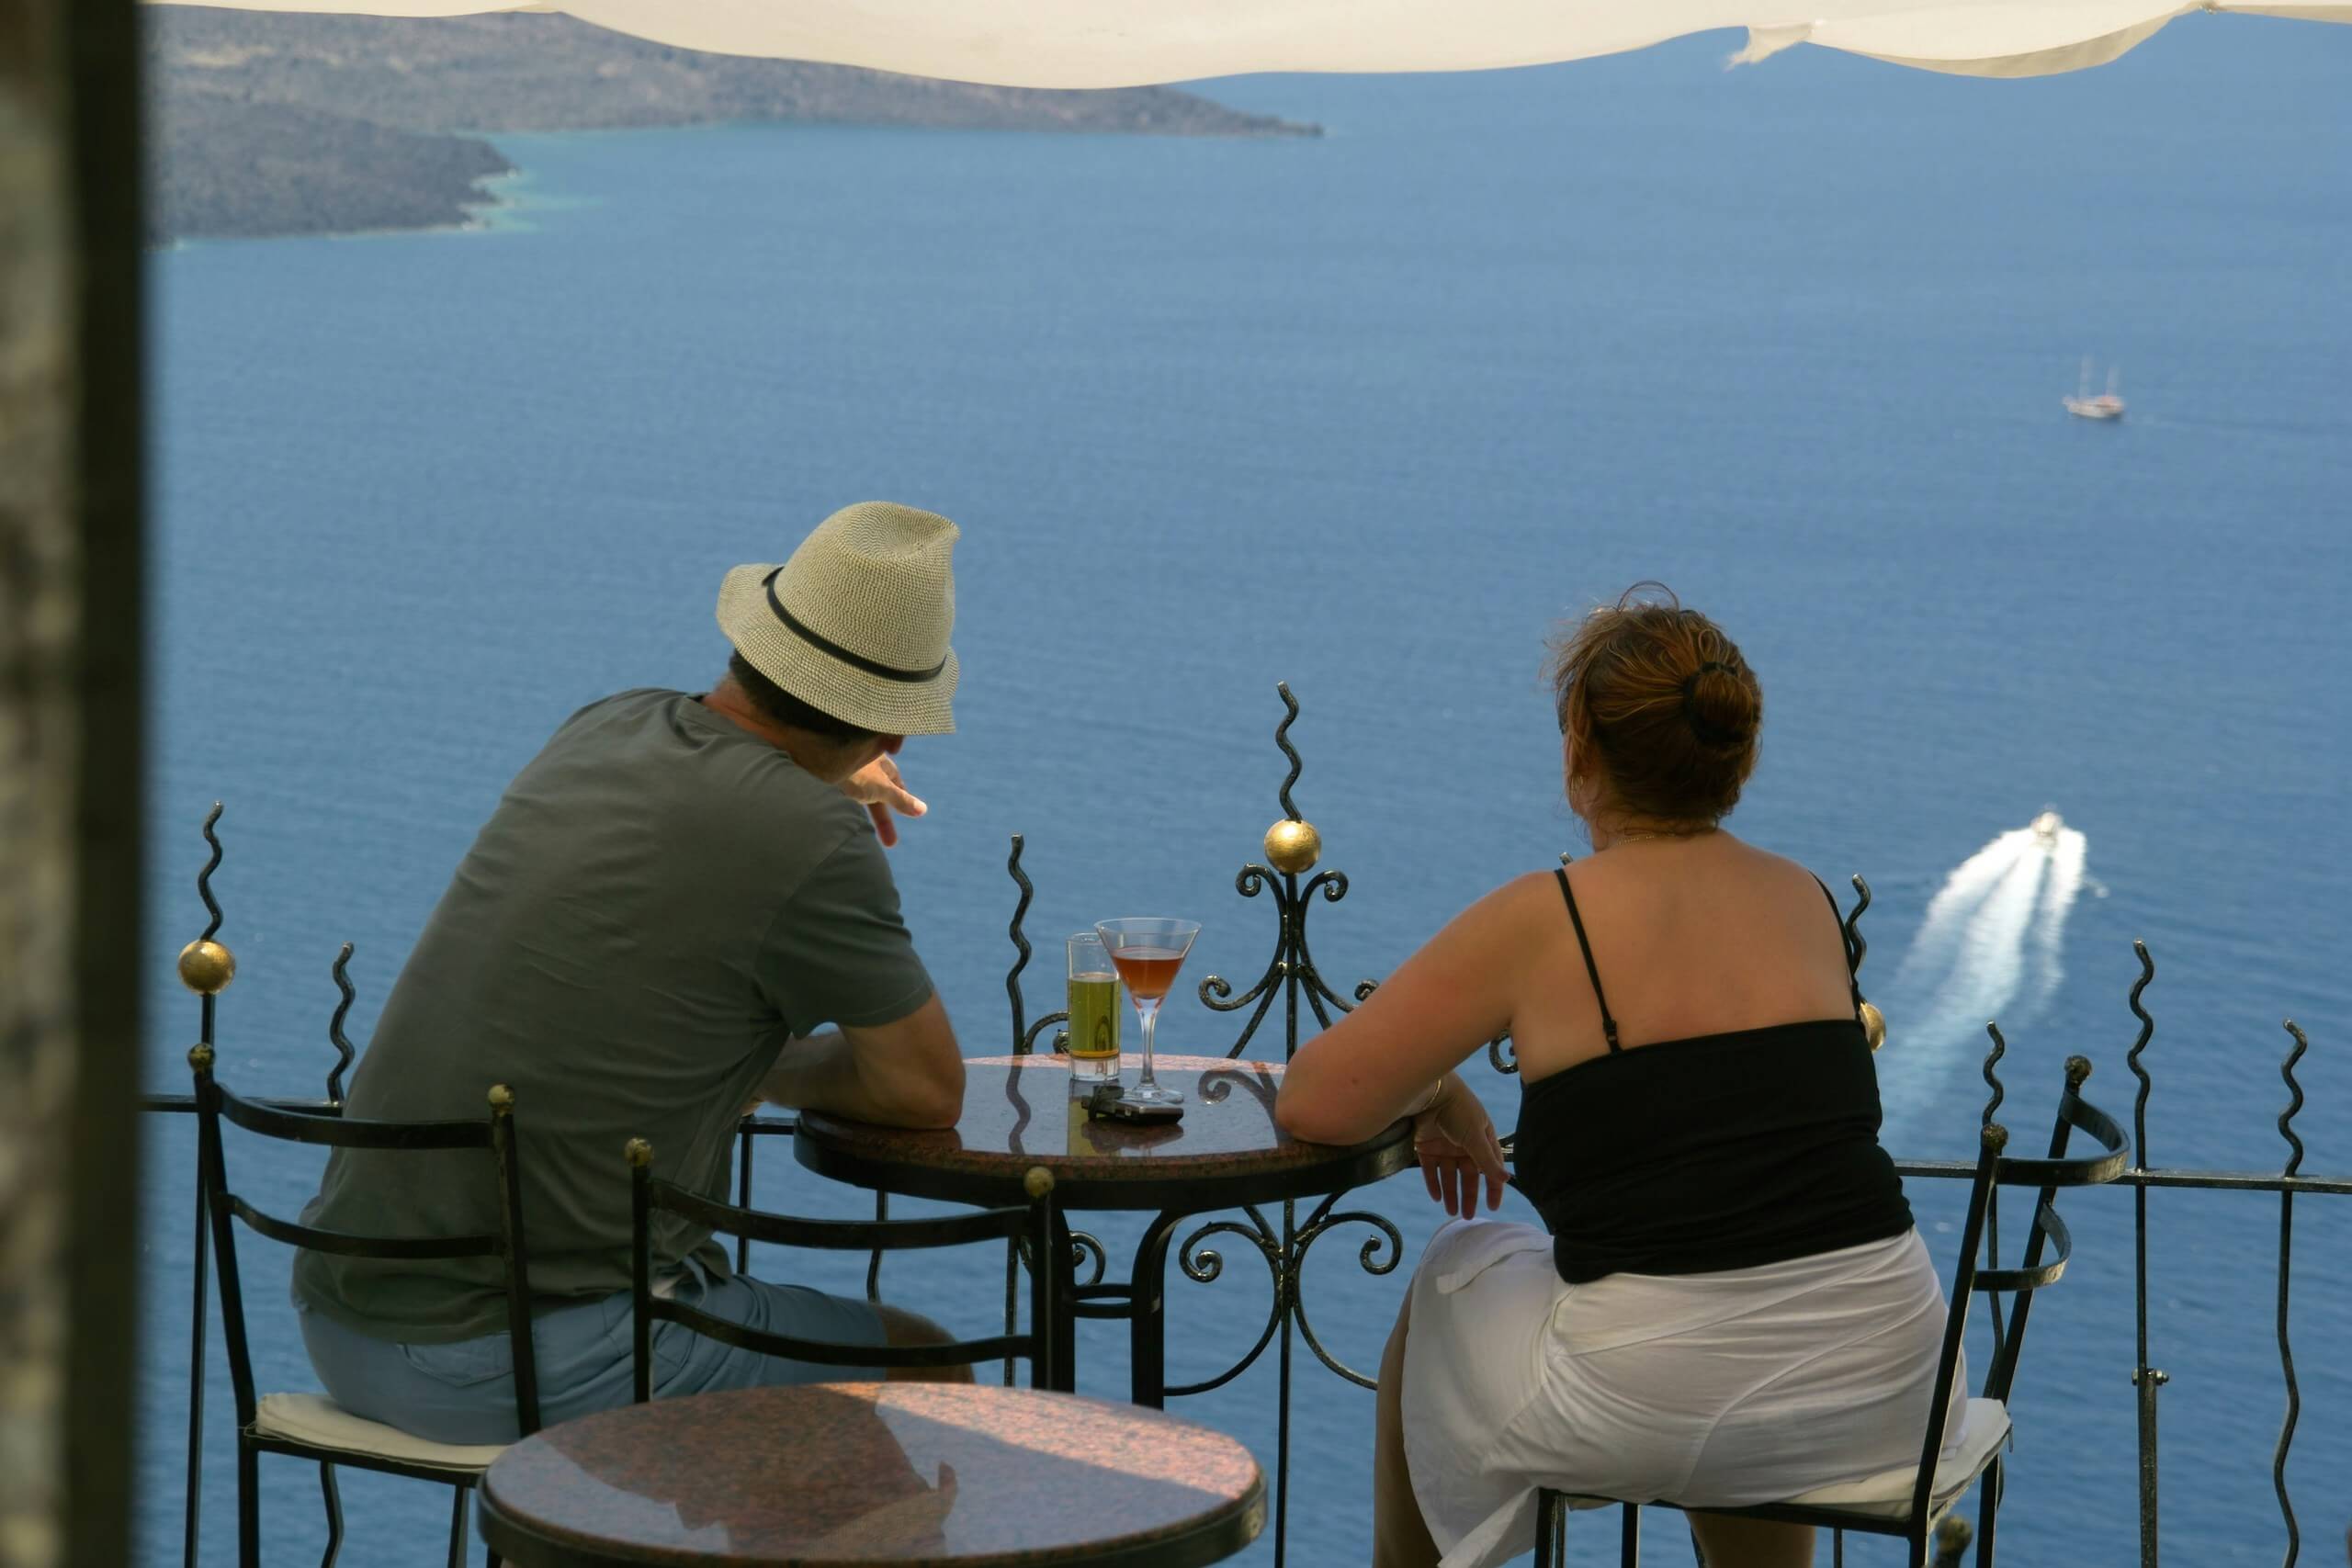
[796,1055,1412,1401]
[477,1382,1266,1568]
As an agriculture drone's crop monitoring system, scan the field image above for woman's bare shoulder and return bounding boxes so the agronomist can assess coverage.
[1450,869,1567,933]
[1741,841,1845,900]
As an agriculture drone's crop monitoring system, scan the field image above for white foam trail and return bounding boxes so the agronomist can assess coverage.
[1876,821,2091,1150]
[2030,828,2088,1009]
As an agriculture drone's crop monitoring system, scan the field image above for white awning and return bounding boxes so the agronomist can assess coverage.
[142,0,2350,87]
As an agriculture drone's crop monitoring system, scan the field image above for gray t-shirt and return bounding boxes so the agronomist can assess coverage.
[293,689,933,1343]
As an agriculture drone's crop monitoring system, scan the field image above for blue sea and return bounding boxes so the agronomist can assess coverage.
[146,19,2351,1567]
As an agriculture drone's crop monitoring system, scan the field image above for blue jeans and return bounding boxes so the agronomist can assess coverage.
[299,1263,888,1445]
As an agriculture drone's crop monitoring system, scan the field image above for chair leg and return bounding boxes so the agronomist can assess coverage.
[1831,1526,1842,1567]
[1619,1502,1639,1566]
[447,1484,473,1568]
[1533,1491,1562,1568]
[1974,1457,2002,1566]
[317,1462,344,1568]
[236,1441,261,1568]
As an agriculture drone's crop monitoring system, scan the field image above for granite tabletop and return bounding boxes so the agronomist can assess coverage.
[478,1382,1266,1568]
[794,1055,1411,1211]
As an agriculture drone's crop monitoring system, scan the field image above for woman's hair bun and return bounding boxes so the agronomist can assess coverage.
[1679,659,1758,750]
[1548,586,1762,825]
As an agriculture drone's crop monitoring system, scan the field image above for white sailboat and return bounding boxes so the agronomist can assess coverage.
[2064,356,2125,421]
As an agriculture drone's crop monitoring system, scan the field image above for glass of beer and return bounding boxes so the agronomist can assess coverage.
[1066,932,1123,1089]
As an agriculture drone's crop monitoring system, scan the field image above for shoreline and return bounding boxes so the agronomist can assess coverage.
[149,7,1317,245]
[151,107,1338,247]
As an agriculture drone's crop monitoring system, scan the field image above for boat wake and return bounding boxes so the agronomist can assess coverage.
[1876,818,2090,1152]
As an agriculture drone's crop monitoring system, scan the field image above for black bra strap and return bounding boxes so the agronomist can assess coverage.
[1813,875,1865,1019]
[1554,868,1621,1051]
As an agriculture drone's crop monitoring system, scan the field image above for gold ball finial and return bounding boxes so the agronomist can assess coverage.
[1982,1122,2009,1152]
[1023,1166,1056,1201]
[1932,1514,1973,1559]
[187,1043,215,1071]
[625,1137,654,1168]
[487,1084,515,1113]
[2064,1055,2093,1088]
[1263,818,1321,875]
[177,939,237,996]
[1858,1000,1886,1053]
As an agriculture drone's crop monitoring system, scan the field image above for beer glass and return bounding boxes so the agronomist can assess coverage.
[1066,932,1123,1089]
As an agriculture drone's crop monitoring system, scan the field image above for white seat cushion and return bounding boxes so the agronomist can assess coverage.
[252,1392,509,1472]
[1555,1398,2012,1524]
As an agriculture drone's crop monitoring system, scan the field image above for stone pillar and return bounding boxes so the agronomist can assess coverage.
[0,2,143,1565]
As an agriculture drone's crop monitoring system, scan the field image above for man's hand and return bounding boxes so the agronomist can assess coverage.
[840,754,927,847]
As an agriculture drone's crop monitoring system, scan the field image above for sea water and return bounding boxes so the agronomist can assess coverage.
[146,21,2350,1567]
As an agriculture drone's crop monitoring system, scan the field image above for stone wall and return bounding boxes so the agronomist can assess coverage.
[0,6,79,1559]
[0,5,142,1564]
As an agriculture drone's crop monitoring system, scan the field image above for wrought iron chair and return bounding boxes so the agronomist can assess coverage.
[189,1044,540,1568]
[1532,1056,2130,1568]
[626,1138,1059,1394]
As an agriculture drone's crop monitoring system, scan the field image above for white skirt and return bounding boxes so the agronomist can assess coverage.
[1401,1220,1964,1568]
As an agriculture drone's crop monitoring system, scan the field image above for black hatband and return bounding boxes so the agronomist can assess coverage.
[763,568,946,684]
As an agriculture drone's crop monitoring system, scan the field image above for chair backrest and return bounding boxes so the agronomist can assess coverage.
[187,1044,542,1437]
[1973,1055,2130,1402]
[1901,1056,2129,1527]
[627,1138,1058,1399]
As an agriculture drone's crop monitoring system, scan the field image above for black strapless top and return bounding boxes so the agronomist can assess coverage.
[1510,869,1912,1285]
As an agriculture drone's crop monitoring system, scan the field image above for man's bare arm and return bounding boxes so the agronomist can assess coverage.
[757,994,964,1129]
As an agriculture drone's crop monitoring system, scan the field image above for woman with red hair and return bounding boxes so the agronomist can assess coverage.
[1276,586,1956,1568]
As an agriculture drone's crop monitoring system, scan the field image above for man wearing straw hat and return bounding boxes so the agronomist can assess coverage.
[293,502,974,1444]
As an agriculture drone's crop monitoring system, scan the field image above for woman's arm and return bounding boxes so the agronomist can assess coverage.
[1273,872,1545,1145]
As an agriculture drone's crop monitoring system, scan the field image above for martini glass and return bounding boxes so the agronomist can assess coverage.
[1093,918,1201,1106]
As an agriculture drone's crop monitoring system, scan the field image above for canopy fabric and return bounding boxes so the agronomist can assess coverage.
[145,0,2350,85]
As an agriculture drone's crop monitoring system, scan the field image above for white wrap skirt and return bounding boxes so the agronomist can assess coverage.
[1401,1219,1964,1568]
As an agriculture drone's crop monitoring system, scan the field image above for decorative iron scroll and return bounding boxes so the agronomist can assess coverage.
[196,801,225,941]
[1006,835,1037,1054]
[1842,873,1871,972]
[1290,1190,1404,1387]
[2273,1019,2308,1568]
[1981,1021,2008,1126]
[183,805,225,1568]
[1166,1208,1283,1398]
[327,944,357,1104]
[2124,942,2166,1566]
[1192,683,1374,1059]
[1981,1021,2010,1348]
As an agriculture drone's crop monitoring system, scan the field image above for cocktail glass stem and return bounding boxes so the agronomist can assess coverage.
[1134,999,1162,1094]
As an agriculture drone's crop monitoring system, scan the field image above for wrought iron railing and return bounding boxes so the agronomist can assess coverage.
[143,686,2337,1568]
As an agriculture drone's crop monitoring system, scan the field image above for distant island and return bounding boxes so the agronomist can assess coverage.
[148,8,1318,243]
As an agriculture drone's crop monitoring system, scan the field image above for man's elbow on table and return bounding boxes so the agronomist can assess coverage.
[889,1056,965,1129]
[845,995,966,1130]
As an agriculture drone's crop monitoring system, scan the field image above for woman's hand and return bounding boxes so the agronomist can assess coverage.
[1412,1072,1510,1218]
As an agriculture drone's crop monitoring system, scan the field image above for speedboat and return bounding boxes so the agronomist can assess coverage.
[2031,809,2064,845]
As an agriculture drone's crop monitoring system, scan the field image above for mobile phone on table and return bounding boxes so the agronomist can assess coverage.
[1084,1084,1182,1123]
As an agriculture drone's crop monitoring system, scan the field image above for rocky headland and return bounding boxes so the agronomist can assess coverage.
[148,8,1317,243]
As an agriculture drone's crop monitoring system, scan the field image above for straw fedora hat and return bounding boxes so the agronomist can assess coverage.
[716,502,960,736]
